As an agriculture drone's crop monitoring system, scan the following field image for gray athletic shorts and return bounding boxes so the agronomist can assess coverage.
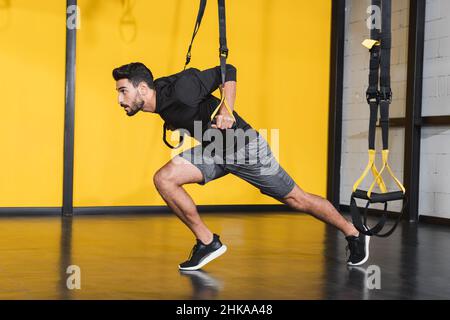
[178,134,296,199]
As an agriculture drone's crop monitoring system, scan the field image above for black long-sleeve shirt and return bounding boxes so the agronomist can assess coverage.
[154,65,253,145]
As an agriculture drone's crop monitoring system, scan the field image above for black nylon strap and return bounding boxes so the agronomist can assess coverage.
[368,102,378,150]
[379,0,392,150]
[364,202,388,235]
[367,0,381,150]
[184,0,208,70]
[350,192,407,238]
[367,0,381,94]
[380,0,392,90]
[350,0,404,238]
[163,123,184,149]
[349,197,404,239]
[353,189,404,203]
[165,0,230,149]
[350,196,387,236]
[350,197,369,234]
[366,0,392,157]
[218,0,228,85]
[375,198,408,237]
[167,0,206,149]
[350,197,398,237]
[380,101,390,149]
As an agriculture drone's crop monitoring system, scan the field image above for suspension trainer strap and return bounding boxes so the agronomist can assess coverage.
[167,0,233,149]
[350,0,406,237]
[184,0,208,70]
[353,0,385,194]
[376,198,408,237]
[366,0,381,150]
[165,0,206,149]
[369,0,404,198]
[351,193,408,238]
[350,196,388,236]
[163,123,184,149]
[379,0,392,151]
[209,0,235,126]
[218,0,228,85]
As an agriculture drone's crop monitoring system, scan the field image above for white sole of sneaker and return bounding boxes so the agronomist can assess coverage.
[178,245,228,271]
[347,234,370,266]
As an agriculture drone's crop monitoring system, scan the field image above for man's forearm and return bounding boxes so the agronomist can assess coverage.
[220,81,236,115]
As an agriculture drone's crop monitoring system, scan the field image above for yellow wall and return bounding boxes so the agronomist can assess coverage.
[0,0,332,207]
[74,0,332,206]
[0,1,65,206]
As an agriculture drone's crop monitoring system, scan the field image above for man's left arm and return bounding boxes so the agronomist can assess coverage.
[220,81,236,113]
[212,80,236,129]
[191,64,238,129]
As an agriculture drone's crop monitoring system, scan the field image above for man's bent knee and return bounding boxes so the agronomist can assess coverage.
[153,170,167,191]
[153,166,178,190]
[153,157,204,190]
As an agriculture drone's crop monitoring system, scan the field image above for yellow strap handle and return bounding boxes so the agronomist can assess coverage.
[210,87,236,122]
[367,150,406,198]
[353,150,387,193]
[370,165,387,192]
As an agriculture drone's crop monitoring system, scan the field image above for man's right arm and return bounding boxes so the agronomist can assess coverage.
[173,64,237,106]
[195,64,237,96]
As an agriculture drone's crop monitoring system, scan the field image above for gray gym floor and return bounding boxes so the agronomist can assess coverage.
[0,212,448,299]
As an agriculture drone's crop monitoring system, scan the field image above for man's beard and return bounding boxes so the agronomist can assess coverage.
[126,100,144,117]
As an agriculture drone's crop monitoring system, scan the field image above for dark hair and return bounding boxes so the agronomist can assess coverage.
[112,62,154,89]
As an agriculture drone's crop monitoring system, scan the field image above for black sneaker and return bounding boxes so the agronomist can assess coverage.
[345,232,370,266]
[179,234,227,271]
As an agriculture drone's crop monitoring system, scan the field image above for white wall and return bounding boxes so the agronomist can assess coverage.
[340,0,409,212]
[419,0,450,219]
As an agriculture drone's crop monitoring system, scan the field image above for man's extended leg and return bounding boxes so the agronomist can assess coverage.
[279,185,370,265]
[153,156,213,244]
[225,134,359,238]
[226,134,369,265]
[279,185,358,237]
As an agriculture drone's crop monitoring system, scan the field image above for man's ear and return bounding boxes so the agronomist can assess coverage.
[137,82,148,95]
